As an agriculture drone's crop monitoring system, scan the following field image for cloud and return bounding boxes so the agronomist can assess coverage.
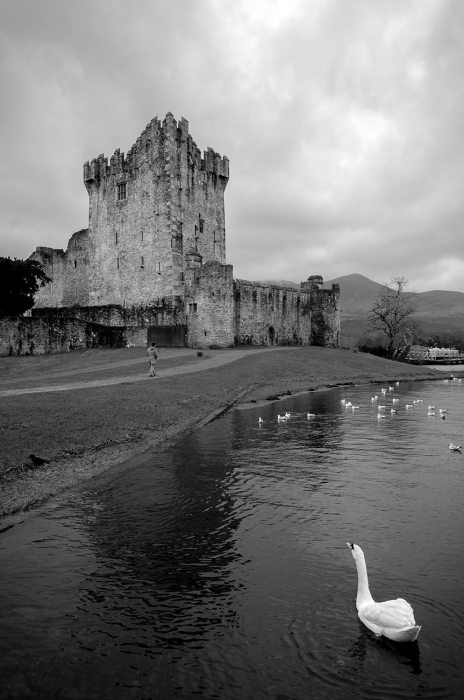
[0,0,463,291]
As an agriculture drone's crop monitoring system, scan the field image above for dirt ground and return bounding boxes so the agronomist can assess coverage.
[0,345,451,522]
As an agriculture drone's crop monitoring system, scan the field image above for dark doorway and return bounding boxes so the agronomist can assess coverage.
[147,325,187,347]
[268,326,275,345]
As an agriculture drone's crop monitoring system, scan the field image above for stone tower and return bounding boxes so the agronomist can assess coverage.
[83,113,229,306]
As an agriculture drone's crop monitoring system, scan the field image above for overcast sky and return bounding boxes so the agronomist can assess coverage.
[1,0,463,292]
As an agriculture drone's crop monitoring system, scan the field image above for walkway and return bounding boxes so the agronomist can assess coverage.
[0,346,295,398]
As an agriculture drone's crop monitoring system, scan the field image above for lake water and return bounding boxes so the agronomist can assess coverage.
[1,378,463,700]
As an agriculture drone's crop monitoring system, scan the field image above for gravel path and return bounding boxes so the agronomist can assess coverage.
[0,346,291,397]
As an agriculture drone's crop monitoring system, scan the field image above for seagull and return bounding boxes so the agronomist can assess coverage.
[392,398,399,404]
[378,406,386,411]
[381,389,387,394]
[351,405,360,410]
[346,543,421,643]
[29,454,50,467]
[449,443,462,452]
[371,396,378,402]
[389,386,394,391]
[391,409,397,413]
[346,402,352,407]
[428,411,436,416]
[395,381,400,386]
[285,412,291,418]
[307,413,315,419]
[428,405,435,410]
[277,414,287,421]
[439,409,448,414]
[341,399,346,404]
[406,404,414,409]
[416,399,424,403]
[258,417,264,424]
[377,414,386,419]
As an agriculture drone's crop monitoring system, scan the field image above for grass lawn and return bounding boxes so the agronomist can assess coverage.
[0,345,445,517]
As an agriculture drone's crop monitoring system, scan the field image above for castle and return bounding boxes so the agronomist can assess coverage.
[28,113,340,350]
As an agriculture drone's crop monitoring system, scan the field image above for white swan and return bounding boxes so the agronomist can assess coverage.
[346,543,421,643]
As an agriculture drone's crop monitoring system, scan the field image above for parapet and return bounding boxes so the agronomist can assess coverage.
[83,112,228,186]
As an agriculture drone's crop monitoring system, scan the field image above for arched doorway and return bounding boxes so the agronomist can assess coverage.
[268,326,275,345]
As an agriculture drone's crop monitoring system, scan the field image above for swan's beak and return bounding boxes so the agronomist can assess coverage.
[346,542,354,550]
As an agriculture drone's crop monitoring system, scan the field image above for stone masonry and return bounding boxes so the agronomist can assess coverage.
[25,113,340,353]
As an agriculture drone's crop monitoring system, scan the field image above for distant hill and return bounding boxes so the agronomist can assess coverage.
[323,273,464,339]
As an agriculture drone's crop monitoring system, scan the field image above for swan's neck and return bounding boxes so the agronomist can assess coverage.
[354,554,374,608]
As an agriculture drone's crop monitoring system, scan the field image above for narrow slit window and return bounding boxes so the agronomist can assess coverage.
[117,182,127,201]
[115,232,118,245]
[117,258,120,270]
[199,219,204,233]
[141,256,144,268]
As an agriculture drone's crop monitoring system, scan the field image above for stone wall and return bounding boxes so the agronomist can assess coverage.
[301,276,340,347]
[0,316,126,357]
[30,229,90,308]
[234,281,312,345]
[185,261,235,348]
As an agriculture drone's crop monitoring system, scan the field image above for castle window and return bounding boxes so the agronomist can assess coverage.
[189,303,198,313]
[156,262,162,274]
[74,260,77,268]
[117,182,127,201]
[141,256,144,268]
[117,258,120,270]
[199,219,204,233]
[115,232,118,245]
[141,230,143,241]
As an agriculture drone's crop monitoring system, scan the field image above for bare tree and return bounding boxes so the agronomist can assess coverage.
[368,276,420,360]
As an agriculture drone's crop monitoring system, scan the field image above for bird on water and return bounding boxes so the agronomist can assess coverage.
[346,542,421,643]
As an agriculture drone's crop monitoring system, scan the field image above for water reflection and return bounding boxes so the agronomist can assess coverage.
[1,380,463,699]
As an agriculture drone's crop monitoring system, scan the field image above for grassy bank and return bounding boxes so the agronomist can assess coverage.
[0,345,445,518]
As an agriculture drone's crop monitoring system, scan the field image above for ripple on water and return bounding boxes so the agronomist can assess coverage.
[0,380,463,699]
[287,587,463,700]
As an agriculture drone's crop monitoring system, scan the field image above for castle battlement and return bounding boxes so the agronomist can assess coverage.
[83,113,229,186]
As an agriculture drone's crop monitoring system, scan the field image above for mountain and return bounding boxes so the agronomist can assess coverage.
[324,273,464,339]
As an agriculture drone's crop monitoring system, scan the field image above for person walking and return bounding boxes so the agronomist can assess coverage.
[147,342,158,377]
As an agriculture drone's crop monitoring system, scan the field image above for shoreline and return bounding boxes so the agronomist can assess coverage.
[0,367,452,525]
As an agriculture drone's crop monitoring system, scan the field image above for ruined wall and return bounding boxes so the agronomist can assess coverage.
[301,276,340,347]
[185,261,234,348]
[31,297,185,348]
[83,112,228,307]
[234,281,312,345]
[0,316,125,357]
